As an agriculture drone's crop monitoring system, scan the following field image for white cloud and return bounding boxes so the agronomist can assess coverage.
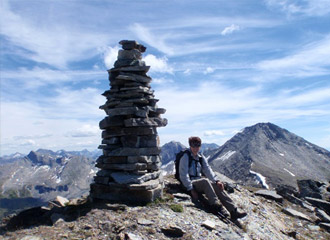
[103,46,120,69]
[68,124,99,138]
[204,130,225,136]
[221,24,240,36]
[129,23,174,55]
[0,0,110,68]
[256,35,330,78]
[203,67,215,74]
[143,54,173,73]
[265,0,330,16]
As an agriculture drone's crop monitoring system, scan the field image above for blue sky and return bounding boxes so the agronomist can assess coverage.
[1,0,330,156]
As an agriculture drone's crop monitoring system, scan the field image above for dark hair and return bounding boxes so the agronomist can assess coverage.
[189,136,202,147]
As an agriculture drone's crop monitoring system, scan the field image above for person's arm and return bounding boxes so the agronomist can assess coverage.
[201,156,225,191]
[179,153,193,191]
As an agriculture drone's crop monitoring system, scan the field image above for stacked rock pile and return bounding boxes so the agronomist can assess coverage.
[90,40,167,203]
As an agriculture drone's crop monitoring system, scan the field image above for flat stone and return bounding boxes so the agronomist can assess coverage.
[96,162,148,171]
[118,49,142,60]
[161,225,185,238]
[282,208,311,221]
[305,197,330,215]
[116,73,152,83]
[127,155,160,164]
[255,190,283,202]
[202,220,216,230]
[109,65,150,73]
[55,196,69,207]
[137,218,153,225]
[102,127,157,138]
[90,183,163,203]
[110,171,161,184]
[97,156,127,164]
[124,117,168,127]
[316,208,330,223]
[120,135,158,148]
[128,179,162,190]
[173,193,191,201]
[103,147,161,156]
[99,116,124,129]
[125,232,143,240]
[101,137,121,145]
[319,222,330,232]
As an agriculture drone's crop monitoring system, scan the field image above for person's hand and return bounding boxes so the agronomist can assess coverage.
[216,181,224,191]
[190,189,199,200]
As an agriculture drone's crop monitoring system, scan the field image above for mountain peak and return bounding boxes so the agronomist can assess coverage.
[210,122,330,189]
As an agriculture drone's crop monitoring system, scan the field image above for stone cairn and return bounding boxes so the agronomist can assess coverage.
[90,40,167,203]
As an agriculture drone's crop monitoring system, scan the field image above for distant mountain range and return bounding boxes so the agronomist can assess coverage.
[1,122,329,219]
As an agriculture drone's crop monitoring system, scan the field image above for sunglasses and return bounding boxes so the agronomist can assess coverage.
[191,143,201,148]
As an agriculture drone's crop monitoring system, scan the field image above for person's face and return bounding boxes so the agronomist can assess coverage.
[190,145,201,156]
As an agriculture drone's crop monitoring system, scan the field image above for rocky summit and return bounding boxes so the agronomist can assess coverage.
[209,122,330,189]
[1,175,329,240]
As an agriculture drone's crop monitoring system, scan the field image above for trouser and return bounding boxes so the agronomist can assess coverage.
[192,177,236,212]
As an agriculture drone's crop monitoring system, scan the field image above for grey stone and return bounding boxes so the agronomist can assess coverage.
[116,73,152,83]
[319,222,330,232]
[125,232,143,240]
[102,127,157,138]
[282,208,311,221]
[255,190,283,202]
[119,40,146,52]
[99,116,124,129]
[137,218,153,225]
[118,49,142,60]
[90,183,163,203]
[316,208,330,223]
[103,147,161,156]
[109,65,150,73]
[202,219,216,230]
[305,197,330,215]
[101,137,120,145]
[161,225,185,238]
[96,162,148,171]
[110,171,161,184]
[124,117,168,127]
[127,155,160,164]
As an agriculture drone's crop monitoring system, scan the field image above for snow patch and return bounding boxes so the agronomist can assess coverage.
[283,168,295,176]
[217,151,236,161]
[279,153,284,156]
[56,177,62,184]
[250,170,269,189]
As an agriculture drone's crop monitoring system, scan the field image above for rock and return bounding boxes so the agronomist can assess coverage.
[305,197,330,215]
[55,196,69,207]
[298,179,322,199]
[282,208,311,221]
[161,225,186,238]
[137,218,153,225]
[173,193,191,201]
[202,219,216,230]
[319,222,330,232]
[19,236,43,240]
[50,213,65,225]
[125,232,143,240]
[316,209,330,223]
[255,190,283,202]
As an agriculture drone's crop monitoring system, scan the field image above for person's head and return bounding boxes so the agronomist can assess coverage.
[189,136,201,156]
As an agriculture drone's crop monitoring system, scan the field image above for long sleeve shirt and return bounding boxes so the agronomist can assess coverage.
[178,149,218,191]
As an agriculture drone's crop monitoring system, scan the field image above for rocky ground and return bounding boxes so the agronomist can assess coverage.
[0,176,329,240]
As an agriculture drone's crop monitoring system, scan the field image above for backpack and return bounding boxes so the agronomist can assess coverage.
[174,149,203,183]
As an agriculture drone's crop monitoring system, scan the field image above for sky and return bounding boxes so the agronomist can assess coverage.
[1,0,330,156]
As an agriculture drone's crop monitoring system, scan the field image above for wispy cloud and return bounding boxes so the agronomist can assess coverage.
[265,0,330,16]
[129,23,174,55]
[256,35,330,79]
[221,24,240,36]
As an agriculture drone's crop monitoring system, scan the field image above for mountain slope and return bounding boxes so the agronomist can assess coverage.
[209,122,330,189]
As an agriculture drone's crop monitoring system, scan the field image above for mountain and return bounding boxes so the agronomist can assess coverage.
[0,149,100,218]
[209,122,330,189]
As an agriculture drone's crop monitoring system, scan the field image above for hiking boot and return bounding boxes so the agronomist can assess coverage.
[211,202,229,218]
[230,208,247,221]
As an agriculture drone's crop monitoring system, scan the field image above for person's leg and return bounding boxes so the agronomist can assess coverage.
[211,183,236,212]
[192,178,218,205]
[212,183,247,220]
